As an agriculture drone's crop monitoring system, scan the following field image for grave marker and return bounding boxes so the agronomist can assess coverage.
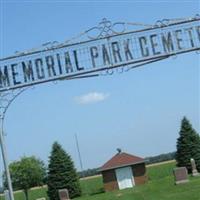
[58,189,70,200]
[173,167,189,184]
[190,158,199,177]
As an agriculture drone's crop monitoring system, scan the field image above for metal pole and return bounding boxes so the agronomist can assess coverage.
[75,133,84,172]
[0,117,14,200]
[0,89,27,200]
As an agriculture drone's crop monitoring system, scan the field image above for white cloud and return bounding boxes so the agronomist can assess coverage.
[75,92,109,105]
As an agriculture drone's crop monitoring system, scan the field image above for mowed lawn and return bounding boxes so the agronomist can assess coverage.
[1,161,200,200]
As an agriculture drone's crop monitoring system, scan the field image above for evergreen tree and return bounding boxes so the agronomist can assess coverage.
[176,117,200,173]
[47,142,81,200]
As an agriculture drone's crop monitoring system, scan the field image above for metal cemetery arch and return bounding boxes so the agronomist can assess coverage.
[0,15,200,200]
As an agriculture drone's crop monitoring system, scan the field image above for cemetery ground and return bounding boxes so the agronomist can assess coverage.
[1,161,200,200]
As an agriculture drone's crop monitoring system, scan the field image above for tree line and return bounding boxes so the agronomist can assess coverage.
[78,152,177,178]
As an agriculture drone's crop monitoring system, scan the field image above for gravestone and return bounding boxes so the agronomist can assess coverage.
[58,189,70,200]
[36,198,46,200]
[173,167,189,185]
[190,158,200,177]
[4,190,10,200]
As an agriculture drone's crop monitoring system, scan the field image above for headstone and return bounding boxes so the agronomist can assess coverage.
[190,158,200,177]
[36,198,46,200]
[173,167,189,184]
[4,190,10,200]
[58,189,70,200]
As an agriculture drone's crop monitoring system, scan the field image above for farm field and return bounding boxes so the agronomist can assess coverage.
[1,161,200,200]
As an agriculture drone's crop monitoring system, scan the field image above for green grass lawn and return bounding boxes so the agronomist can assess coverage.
[1,161,200,200]
[76,176,200,200]
[75,161,200,200]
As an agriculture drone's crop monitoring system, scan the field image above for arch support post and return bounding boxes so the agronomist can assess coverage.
[0,116,14,200]
[0,88,28,200]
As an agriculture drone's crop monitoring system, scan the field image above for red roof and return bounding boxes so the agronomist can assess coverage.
[100,152,145,171]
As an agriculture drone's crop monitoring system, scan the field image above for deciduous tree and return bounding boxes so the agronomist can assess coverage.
[4,156,46,200]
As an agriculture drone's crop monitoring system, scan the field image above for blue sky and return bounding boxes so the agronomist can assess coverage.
[0,0,199,176]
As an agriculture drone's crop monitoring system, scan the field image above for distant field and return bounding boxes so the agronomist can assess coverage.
[1,161,200,200]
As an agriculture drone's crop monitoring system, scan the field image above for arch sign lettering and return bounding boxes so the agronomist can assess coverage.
[0,16,200,92]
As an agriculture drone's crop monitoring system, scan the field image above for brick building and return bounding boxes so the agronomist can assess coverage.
[99,150,147,191]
